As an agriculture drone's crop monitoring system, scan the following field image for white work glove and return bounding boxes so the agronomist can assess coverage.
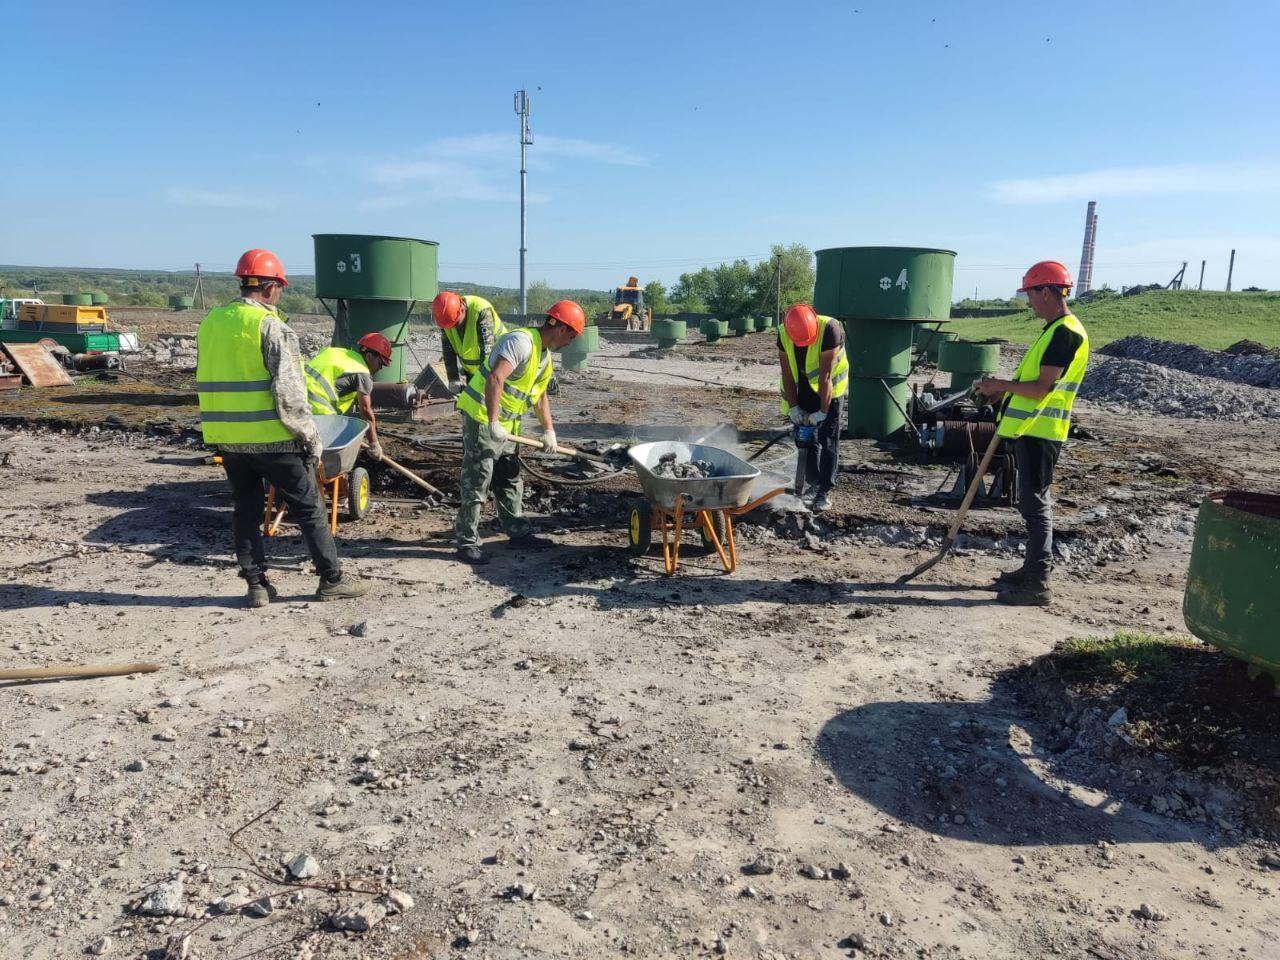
[541,428,558,455]
[367,441,384,461]
[449,378,465,396]
[808,410,828,426]
[788,406,805,426]
[488,420,509,442]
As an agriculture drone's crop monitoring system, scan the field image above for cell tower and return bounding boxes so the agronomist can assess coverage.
[1077,201,1098,295]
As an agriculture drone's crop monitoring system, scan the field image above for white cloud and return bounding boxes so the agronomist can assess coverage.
[990,162,1280,204]
[535,134,647,167]
[164,187,266,210]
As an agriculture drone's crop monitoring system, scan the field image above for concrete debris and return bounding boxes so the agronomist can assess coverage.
[286,854,320,880]
[330,900,387,932]
[653,452,714,479]
[88,936,112,955]
[1081,356,1280,421]
[1137,902,1168,921]
[747,852,782,875]
[385,889,415,914]
[1101,335,1280,389]
[137,876,185,917]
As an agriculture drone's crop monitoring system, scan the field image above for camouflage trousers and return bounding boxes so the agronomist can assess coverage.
[453,416,532,547]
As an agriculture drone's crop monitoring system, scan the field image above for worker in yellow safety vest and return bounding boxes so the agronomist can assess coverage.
[303,332,391,461]
[431,290,510,392]
[973,259,1089,607]
[778,304,850,512]
[452,300,584,565]
[196,248,369,608]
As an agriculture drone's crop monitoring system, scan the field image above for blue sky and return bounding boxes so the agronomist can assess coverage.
[5,0,1277,297]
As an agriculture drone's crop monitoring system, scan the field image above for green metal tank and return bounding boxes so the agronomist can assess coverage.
[170,294,194,311]
[650,318,686,349]
[815,246,955,439]
[313,234,439,383]
[1183,491,1280,682]
[700,318,728,343]
[90,292,109,306]
[927,330,960,363]
[938,338,1000,389]
[558,325,599,372]
[63,293,93,306]
[729,317,752,337]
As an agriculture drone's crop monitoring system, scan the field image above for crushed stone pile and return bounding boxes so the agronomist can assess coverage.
[1081,356,1280,421]
[139,335,196,369]
[653,452,714,479]
[1100,335,1280,389]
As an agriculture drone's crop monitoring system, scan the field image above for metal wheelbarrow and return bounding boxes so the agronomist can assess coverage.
[265,415,371,536]
[626,441,785,575]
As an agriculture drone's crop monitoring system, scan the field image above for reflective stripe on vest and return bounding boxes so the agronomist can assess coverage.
[195,301,294,445]
[996,314,1090,442]
[777,314,850,413]
[303,347,369,416]
[455,328,553,431]
[444,296,510,377]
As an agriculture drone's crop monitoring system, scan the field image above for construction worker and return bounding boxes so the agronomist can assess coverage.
[973,260,1089,606]
[431,290,509,392]
[778,303,850,512]
[452,300,585,564]
[304,332,391,461]
[196,248,368,607]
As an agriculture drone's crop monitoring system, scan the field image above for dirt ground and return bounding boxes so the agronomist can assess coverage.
[1,319,1278,960]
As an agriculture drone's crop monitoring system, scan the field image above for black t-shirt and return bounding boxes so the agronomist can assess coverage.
[1039,316,1084,370]
[778,322,845,410]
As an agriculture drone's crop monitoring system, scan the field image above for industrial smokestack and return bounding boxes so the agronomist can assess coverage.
[1077,201,1097,295]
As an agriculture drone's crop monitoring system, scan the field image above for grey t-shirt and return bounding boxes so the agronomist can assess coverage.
[489,329,535,379]
[334,371,373,400]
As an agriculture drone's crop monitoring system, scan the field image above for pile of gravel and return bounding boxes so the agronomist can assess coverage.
[1081,356,1280,421]
[139,335,197,369]
[1100,335,1280,389]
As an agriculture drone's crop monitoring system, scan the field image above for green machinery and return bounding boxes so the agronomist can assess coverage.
[937,338,1000,390]
[313,234,439,383]
[814,246,956,439]
[1184,491,1280,682]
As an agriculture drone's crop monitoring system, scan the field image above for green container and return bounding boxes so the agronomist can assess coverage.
[558,326,600,371]
[650,318,686,349]
[847,377,909,440]
[814,246,956,320]
[0,328,121,352]
[927,330,960,363]
[729,317,752,337]
[759,315,777,330]
[938,338,1000,389]
[313,234,439,382]
[1183,492,1280,681]
[90,292,109,306]
[170,295,194,311]
[63,293,93,306]
[844,317,914,377]
[700,319,728,343]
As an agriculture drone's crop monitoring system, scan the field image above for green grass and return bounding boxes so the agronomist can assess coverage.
[947,290,1280,350]
[1057,631,1201,684]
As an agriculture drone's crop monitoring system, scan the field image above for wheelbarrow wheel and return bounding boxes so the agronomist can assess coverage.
[345,467,371,521]
[699,509,727,553]
[627,499,652,556]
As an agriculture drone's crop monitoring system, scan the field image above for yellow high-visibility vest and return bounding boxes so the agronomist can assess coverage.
[455,328,553,434]
[997,314,1090,442]
[445,296,509,379]
[195,301,294,445]
[778,314,849,413]
[304,347,370,415]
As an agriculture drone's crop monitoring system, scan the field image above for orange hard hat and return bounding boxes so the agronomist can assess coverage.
[356,332,392,365]
[234,248,288,287]
[546,299,586,336]
[784,304,819,347]
[1018,260,1073,292]
[431,291,465,328]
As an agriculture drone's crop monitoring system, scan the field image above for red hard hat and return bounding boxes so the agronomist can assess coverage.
[547,299,586,336]
[784,304,819,347]
[356,332,392,365]
[1018,260,1073,292]
[234,248,288,287]
[431,291,465,328]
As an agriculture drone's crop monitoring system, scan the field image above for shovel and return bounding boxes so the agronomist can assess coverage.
[896,429,1002,585]
[504,432,612,464]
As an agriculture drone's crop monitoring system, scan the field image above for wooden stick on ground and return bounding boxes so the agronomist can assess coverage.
[0,662,160,682]
[896,429,1003,585]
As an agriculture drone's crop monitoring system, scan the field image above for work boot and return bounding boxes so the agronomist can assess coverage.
[509,534,554,550]
[457,545,490,565]
[244,576,279,609]
[997,580,1052,607]
[811,490,832,513]
[991,565,1030,589]
[315,573,370,602]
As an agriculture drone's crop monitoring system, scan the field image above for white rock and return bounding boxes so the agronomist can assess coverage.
[88,935,112,955]
[331,900,387,932]
[138,876,185,917]
[286,854,320,880]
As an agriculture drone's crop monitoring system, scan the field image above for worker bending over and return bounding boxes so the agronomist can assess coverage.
[453,300,584,564]
[777,304,850,512]
[196,249,367,607]
[304,332,391,461]
[431,291,509,393]
[973,260,1089,606]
